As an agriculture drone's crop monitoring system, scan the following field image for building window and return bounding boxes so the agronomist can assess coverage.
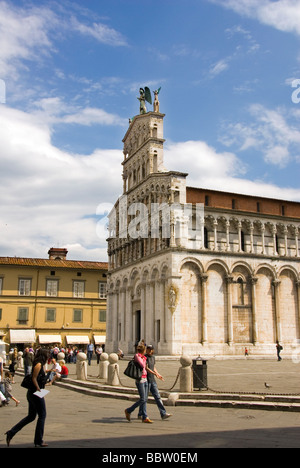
[241,231,245,252]
[0,308,2,320]
[0,278,2,295]
[99,309,106,323]
[46,280,58,297]
[99,282,107,299]
[18,307,29,324]
[205,195,210,207]
[46,308,56,322]
[257,202,261,213]
[204,227,209,249]
[232,199,236,210]
[19,279,31,296]
[237,278,245,306]
[73,281,85,298]
[73,309,83,323]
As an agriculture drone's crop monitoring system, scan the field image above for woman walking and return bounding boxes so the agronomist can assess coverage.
[124,343,154,424]
[5,348,49,447]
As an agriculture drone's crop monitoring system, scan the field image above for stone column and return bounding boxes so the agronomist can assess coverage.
[296,281,300,337]
[199,274,208,345]
[238,221,242,253]
[284,226,288,257]
[226,220,230,252]
[250,276,259,345]
[261,224,266,255]
[213,220,218,251]
[226,276,234,346]
[250,223,254,254]
[273,280,282,343]
[272,226,278,256]
[295,228,299,258]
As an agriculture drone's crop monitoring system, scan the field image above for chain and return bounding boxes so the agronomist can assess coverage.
[98,365,300,398]
[191,367,300,397]
[114,364,181,392]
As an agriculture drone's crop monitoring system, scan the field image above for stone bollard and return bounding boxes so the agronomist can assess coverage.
[107,353,119,386]
[17,351,24,369]
[179,355,192,393]
[98,352,109,380]
[57,352,65,362]
[166,393,179,407]
[76,352,88,381]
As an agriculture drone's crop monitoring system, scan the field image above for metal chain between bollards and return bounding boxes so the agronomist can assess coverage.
[114,364,181,392]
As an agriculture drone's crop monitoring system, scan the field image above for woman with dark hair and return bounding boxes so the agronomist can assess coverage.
[5,348,49,447]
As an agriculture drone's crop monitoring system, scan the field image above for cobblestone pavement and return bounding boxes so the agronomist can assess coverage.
[1,358,300,448]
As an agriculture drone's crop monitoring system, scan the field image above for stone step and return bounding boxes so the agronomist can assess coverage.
[54,379,300,412]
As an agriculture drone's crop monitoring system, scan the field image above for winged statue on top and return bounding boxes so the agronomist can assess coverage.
[138,86,161,114]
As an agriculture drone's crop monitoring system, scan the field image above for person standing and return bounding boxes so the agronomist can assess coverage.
[144,345,172,420]
[23,347,34,376]
[276,341,283,361]
[87,341,94,366]
[95,345,103,365]
[5,348,49,447]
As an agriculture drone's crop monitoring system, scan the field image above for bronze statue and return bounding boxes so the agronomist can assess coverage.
[138,87,152,114]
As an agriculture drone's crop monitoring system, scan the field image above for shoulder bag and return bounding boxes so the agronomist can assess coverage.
[124,359,143,381]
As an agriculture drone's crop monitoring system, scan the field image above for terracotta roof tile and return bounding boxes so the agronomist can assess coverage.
[0,257,108,270]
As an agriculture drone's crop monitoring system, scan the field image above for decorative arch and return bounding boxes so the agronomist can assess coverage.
[205,258,230,276]
[231,261,254,277]
[179,257,204,275]
[255,263,277,279]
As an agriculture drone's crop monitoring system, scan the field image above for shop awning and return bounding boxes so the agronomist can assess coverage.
[94,335,106,344]
[10,329,36,344]
[38,335,62,344]
[66,335,90,345]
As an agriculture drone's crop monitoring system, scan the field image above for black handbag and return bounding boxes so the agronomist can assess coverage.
[21,370,47,392]
[124,359,143,381]
[21,374,35,392]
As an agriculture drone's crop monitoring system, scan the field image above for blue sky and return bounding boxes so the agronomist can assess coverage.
[0,0,300,260]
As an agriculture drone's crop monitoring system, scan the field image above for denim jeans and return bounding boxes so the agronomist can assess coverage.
[126,380,148,420]
[8,390,47,445]
[148,381,167,417]
[138,381,166,418]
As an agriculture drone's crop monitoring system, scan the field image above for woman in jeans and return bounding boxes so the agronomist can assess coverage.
[125,344,155,424]
[5,348,49,447]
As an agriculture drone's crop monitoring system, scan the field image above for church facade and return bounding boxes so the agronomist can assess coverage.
[106,95,300,357]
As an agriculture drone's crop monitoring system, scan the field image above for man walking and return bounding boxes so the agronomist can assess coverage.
[144,345,172,420]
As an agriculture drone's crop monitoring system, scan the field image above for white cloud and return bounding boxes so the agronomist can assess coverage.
[0,1,55,78]
[209,59,230,77]
[165,140,300,201]
[210,0,300,36]
[0,1,128,81]
[0,105,123,260]
[33,97,128,127]
[71,17,128,47]
[219,104,300,168]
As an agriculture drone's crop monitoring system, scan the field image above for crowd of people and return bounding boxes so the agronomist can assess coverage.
[0,346,71,408]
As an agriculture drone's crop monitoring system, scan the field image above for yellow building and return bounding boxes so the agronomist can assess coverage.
[0,248,108,350]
